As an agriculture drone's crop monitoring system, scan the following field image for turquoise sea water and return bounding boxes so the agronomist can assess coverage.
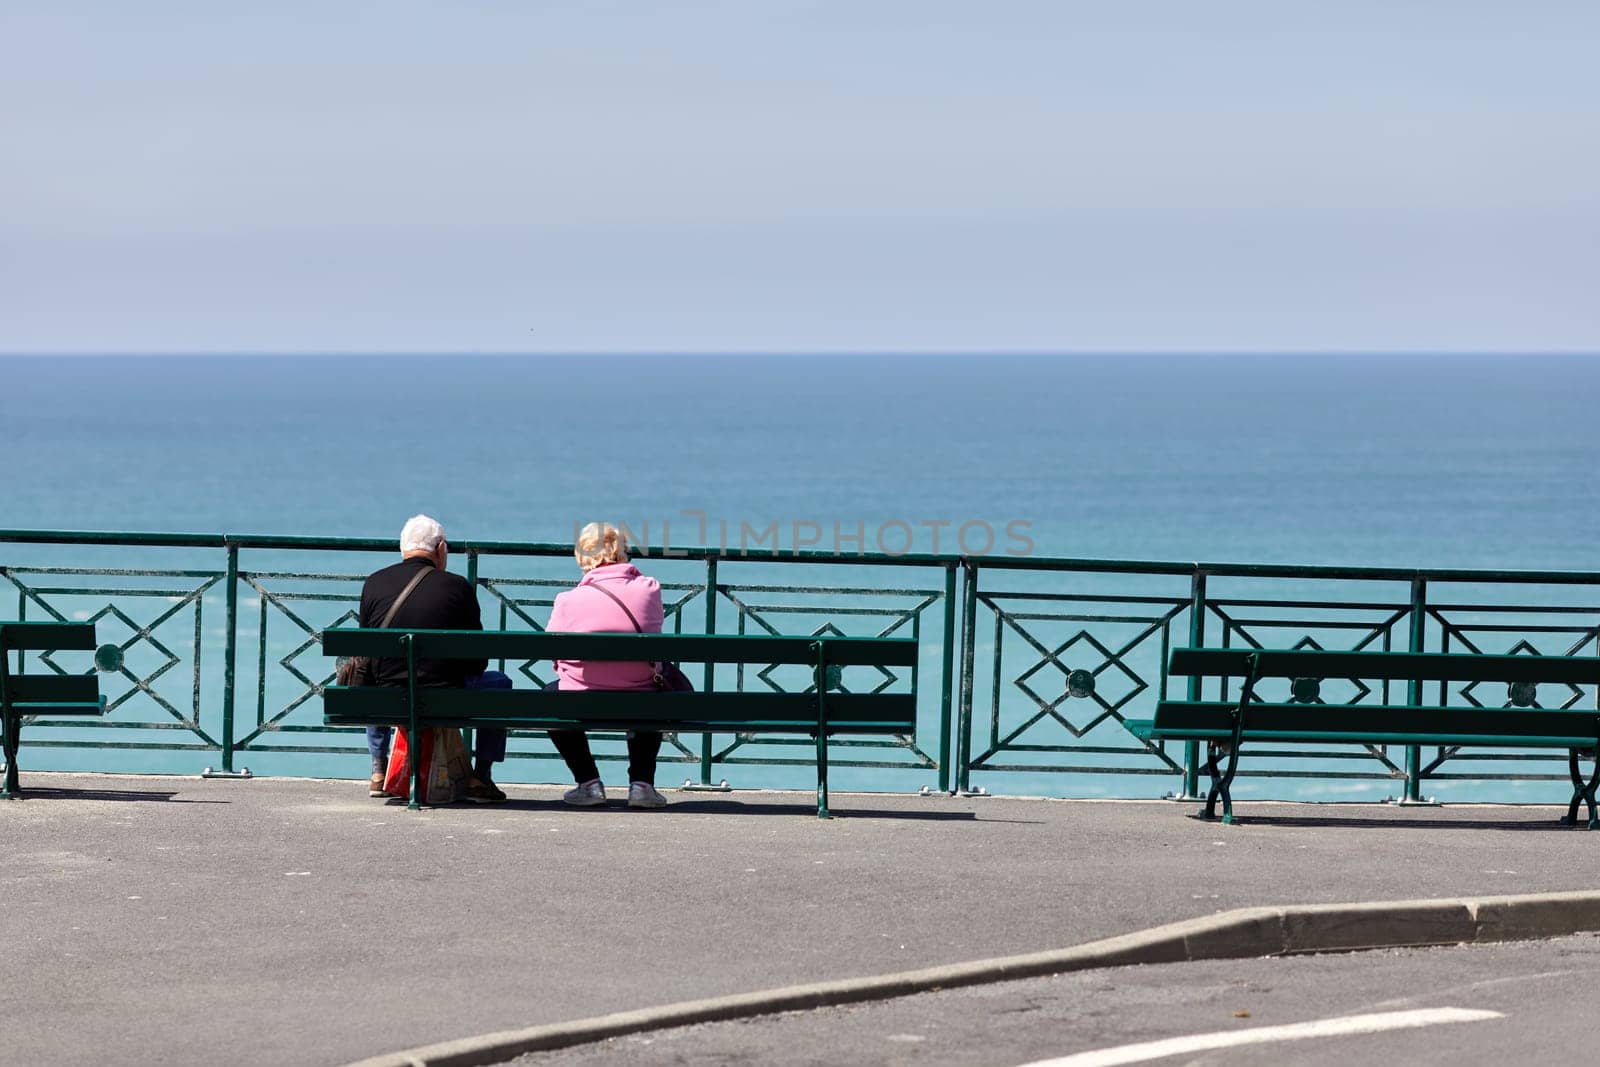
[4,353,1599,567]
[2,353,1598,800]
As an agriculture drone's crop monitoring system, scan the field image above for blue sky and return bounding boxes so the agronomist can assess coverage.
[2,1,1596,353]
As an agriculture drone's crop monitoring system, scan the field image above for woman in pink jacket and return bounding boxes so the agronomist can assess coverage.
[546,522,668,809]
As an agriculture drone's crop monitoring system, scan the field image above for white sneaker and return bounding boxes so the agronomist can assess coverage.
[628,782,668,809]
[563,779,607,806]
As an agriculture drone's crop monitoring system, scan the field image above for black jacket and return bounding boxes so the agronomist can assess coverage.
[358,557,487,687]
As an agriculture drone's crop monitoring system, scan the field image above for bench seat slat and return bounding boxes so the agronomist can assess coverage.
[5,675,103,704]
[10,701,106,717]
[0,622,98,652]
[1145,700,1600,748]
[323,687,916,732]
[1169,648,1600,685]
[328,715,912,735]
[320,629,918,667]
[1144,729,1588,748]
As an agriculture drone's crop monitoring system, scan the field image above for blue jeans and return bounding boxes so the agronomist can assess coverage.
[366,670,512,770]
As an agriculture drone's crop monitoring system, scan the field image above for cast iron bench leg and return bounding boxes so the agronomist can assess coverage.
[813,640,831,819]
[1562,748,1599,830]
[1,710,18,799]
[0,648,16,798]
[1199,740,1240,824]
[1198,653,1256,825]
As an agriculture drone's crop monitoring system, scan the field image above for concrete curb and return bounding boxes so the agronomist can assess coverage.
[343,889,1600,1067]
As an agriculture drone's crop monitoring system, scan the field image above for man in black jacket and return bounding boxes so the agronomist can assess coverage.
[359,514,509,803]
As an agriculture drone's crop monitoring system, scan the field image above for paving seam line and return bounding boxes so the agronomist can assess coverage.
[342,889,1600,1067]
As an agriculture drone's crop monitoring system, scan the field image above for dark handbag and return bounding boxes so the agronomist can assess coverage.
[653,661,695,693]
[335,655,376,688]
[586,581,695,692]
[334,565,434,686]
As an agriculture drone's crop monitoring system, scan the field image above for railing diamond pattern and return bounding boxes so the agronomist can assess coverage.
[1011,626,1148,738]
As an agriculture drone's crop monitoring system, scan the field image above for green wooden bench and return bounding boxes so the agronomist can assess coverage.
[0,621,106,798]
[321,629,919,818]
[1127,648,1600,828]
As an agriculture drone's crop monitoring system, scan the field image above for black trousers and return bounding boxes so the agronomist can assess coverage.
[548,728,662,786]
[543,681,662,785]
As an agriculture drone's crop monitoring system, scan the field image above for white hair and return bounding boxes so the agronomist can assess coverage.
[400,514,446,554]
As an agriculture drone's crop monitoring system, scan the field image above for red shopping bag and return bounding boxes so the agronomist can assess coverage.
[383,726,470,804]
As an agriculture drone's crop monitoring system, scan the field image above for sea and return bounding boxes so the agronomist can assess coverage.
[2,353,1598,802]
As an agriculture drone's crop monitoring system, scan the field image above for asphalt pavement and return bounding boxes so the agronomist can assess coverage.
[504,935,1600,1066]
[1,773,1596,1067]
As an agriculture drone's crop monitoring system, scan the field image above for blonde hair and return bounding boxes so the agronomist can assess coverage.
[574,521,629,571]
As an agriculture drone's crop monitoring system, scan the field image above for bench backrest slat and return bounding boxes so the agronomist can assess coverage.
[0,622,98,653]
[321,629,918,668]
[1153,699,1600,745]
[1169,647,1600,685]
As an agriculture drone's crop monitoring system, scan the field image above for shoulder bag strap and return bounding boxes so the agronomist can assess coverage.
[586,580,668,683]
[586,580,643,633]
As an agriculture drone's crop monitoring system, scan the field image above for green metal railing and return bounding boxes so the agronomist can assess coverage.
[3,528,1597,801]
[0,530,954,790]
[956,555,1600,801]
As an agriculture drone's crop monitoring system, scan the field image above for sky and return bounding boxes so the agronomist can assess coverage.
[2,1,1597,354]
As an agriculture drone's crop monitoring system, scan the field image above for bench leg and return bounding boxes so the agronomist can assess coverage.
[1197,661,1255,825]
[1562,749,1599,831]
[815,730,831,820]
[1,712,19,799]
[1198,741,1238,824]
[409,739,424,812]
[813,644,832,819]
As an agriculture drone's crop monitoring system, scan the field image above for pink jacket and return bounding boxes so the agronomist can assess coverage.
[546,563,664,691]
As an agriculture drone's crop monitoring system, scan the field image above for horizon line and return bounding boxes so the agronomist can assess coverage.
[3,349,1599,359]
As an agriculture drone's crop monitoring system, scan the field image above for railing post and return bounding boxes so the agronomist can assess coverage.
[1181,569,1208,800]
[698,557,718,787]
[203,540,252,778]
[938,561,957,793]
[219,541,239,774]
[1403,577,1428,803]
[955,558,978,793]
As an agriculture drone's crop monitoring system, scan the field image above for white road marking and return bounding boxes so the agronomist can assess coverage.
[1370,969,1576,1011]
[1013,1007,1504,1067]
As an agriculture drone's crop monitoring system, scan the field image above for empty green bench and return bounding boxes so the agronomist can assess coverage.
[321,629,919,817]
[1128,648,1600,827]
[0,621,106,798]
